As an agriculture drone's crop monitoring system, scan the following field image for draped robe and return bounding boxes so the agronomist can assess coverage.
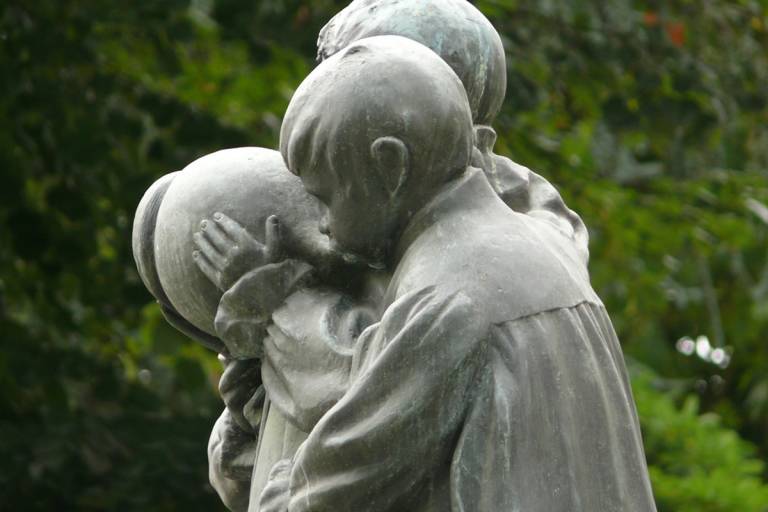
[213,167,656,511]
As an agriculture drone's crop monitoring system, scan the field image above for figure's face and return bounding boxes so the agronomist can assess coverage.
[297,156,394,267]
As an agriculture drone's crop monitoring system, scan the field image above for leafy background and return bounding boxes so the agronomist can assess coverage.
[1,0,766,510]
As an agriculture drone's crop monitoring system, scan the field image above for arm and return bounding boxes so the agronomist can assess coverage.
[212,259,315,359]
[259,287,488,512]
[208,408,258,512]
[261,288,377,432]
[192,213,315,510]
[192,212,314,359]
[194,212,378,430]
[208,358,265,512]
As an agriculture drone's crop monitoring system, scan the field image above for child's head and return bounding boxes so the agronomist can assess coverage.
[280,35,474,264]
[317,0,506,126]
[132,147,325,336]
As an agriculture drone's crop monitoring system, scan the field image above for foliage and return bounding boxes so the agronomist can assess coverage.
[0,0,766,510]
[632,364,768,511]
[0,1,241,509]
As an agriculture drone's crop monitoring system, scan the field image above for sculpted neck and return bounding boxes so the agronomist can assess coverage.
[391,166,501,266]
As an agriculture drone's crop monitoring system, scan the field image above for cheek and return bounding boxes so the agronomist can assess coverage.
[329,203,376,241]
[326,181,389,242]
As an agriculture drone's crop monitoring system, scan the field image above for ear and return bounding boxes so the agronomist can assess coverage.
[370,136,409,198]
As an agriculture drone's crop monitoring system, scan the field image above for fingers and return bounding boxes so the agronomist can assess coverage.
[213,212,251,243]
[200,218,232,251]
[473,125,497,153]
[193,249,223,289]
[219,359,261,402]
[193,231,227,268]
[263,215,283,262]
[195,213,284,281]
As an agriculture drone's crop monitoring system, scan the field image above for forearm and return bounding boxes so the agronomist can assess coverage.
[259,288,487,511]
[262,287,376,432]
[214,259,315,359]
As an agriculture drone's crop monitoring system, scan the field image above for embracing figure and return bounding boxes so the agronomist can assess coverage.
[133,2,656,511]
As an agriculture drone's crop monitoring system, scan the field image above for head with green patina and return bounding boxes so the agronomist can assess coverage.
[317,0,507,127]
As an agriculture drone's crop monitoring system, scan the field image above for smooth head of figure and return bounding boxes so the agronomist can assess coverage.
[317,0,506,126]
[280,35,474,266]
[133,147,326,337]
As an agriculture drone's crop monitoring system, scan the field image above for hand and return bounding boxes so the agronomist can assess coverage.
[258,459,292,512]
[218,356,264,432]
[470,124,497,175]
[212,259,316,360]
[193,213,283,292]
[208,409,257,512]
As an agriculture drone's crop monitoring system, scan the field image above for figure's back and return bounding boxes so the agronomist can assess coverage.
[388,168,598,323]
[387,169,657,511]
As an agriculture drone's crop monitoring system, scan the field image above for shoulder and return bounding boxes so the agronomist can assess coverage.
[392,212,599,323]
[380,285,491,343]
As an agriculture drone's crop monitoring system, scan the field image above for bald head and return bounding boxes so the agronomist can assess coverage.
[317,0,507,126]
[280,35,474,261]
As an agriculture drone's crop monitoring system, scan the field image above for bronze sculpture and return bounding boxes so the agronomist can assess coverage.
[133,2,656,511]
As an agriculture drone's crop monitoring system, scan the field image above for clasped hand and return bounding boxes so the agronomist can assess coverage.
[193,212,282,293]
[192,212,315,360]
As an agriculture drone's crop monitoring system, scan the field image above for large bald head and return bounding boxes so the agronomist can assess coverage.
[133,148,325,337]
[280,35,474,263]
[317,0,507,126]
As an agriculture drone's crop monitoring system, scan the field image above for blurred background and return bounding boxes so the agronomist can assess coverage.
[1,0,767,510]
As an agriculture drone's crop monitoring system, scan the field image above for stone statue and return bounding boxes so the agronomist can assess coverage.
[133,2,657,511]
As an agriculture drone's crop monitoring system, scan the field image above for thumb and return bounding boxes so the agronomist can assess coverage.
[473,125,497,154]
[264,215,283,262]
